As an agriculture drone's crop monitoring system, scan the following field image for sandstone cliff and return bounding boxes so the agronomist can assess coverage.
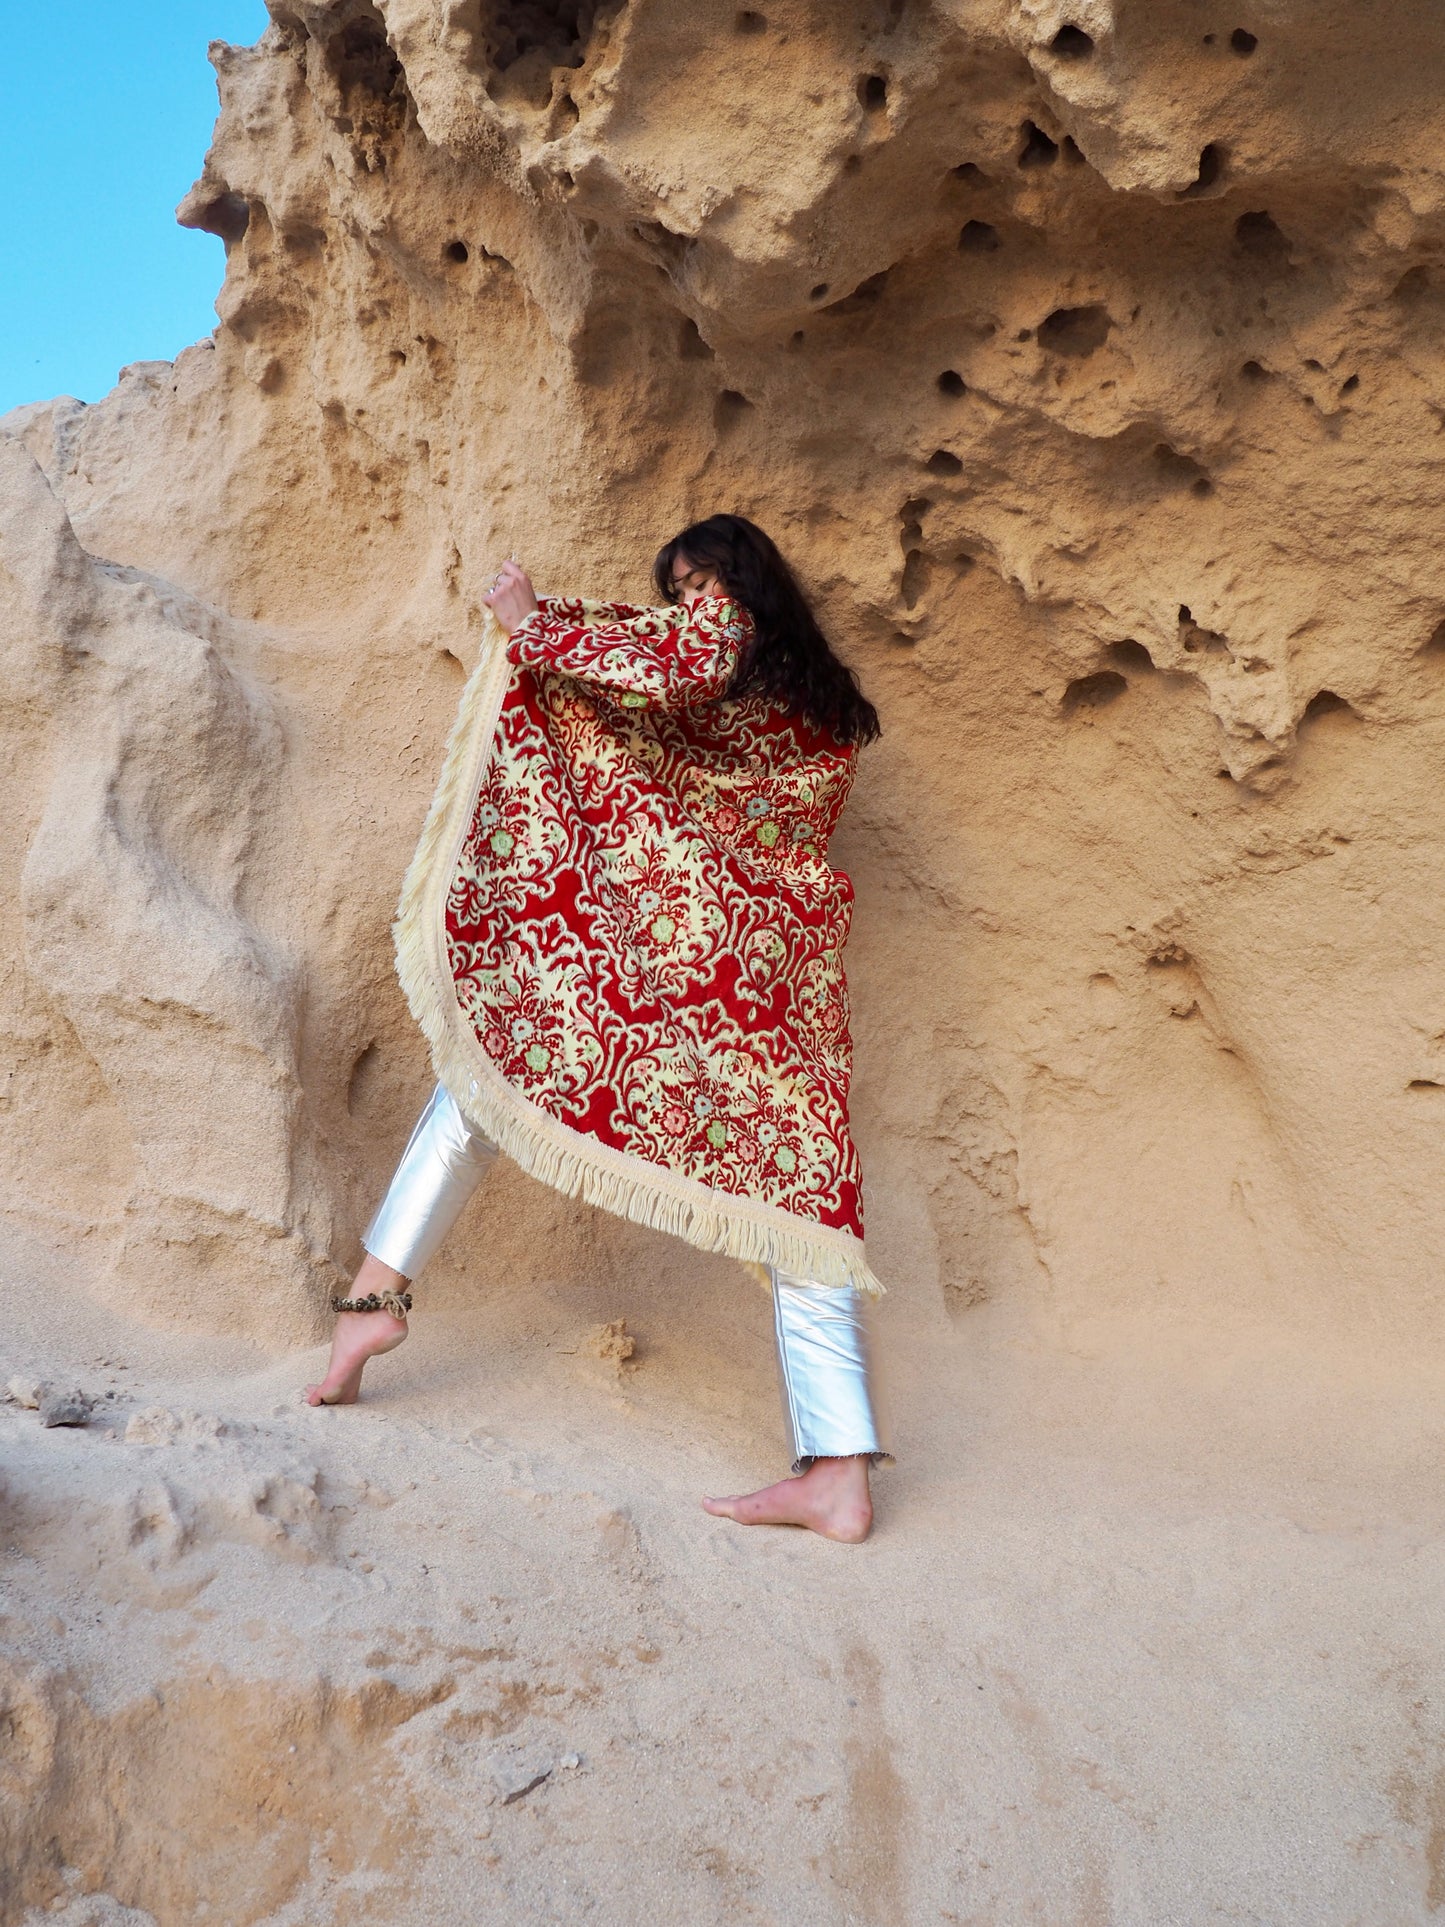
[8,0,1445,1357]
[4,6,1445,1920]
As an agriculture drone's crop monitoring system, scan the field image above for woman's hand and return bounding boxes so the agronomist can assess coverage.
[484,558,540,636]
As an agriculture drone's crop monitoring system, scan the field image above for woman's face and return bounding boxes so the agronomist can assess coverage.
[669,552,724,608]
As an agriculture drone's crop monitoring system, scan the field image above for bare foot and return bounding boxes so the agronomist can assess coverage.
[304,1257,412,1406]
[702,1454,873,1542]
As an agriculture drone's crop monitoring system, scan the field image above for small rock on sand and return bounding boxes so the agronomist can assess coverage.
[38,1389,94,1428]
[488,1744,559,1804]
[6,1375,44,1410]
[584,1319,636,1370]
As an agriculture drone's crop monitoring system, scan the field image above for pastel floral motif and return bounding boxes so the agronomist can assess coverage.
[745,795,771,818]
[472,974,567,1090]
[755,821,779,847]
[660,1103,692,1136]
[706,1119,728,1149]
[818,997,846,1037]
[712,805,742,835]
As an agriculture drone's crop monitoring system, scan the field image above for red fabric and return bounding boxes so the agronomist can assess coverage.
[440,593,866,1243]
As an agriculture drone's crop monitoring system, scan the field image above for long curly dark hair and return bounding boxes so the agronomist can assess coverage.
[652,514,881,747]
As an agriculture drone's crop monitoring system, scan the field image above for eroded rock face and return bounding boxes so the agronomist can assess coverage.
[4,0,1445,1351]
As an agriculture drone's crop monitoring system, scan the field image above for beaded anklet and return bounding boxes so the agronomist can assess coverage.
[331,1290,413,1317]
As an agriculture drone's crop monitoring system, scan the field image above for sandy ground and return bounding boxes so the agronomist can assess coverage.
[3,1211,1443,1927]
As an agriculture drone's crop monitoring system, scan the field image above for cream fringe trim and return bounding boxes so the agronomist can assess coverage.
[392,613,885,1299]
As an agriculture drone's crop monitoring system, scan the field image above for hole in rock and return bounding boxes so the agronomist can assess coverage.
[558,168,576,188]
[1153,443,1213,494]
[1202,32,1215,43]
[858,74,888,111]
[959,219,1000,253]
[488,0,609,74]
[281,222,326,260]
[1061,135,1086,163]
[555,93,580,129]
[713,389,753,431]
[1393,264,1437,302]
[1340,373,1359,394]
[329,14,406,103]
[1240,358,1267,380]
[1408,1079,1444,1092]
[1302,357,1323,371]
[844,153,863,174]
[824,270,890,315]
[580,219,598,242]
[1018,121,1059,166]
[634,219,690,271]
[953,550,977,573]
[952,161,987,183]
[1108,640,1155,673]
[810,282,830,300]
[1179,142,1227,198]
[789,329,805,347]
[937,369,966,396]
[1230,28,1257,53]
[901,549,930,609]
[925,449,963,475]
[1049,24,1094,55]
[443,239,469,263]
[736,8,767,30]
[1062,670,1127,713]
[1300,688,1354,724]
[1234,209,1289,260]
[679,317,714,360]
[1179,606,1229,653]
[1037,304,1112,356]
[1417,618,1445,656]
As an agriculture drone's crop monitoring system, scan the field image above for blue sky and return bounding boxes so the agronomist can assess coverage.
[0,2,271,416]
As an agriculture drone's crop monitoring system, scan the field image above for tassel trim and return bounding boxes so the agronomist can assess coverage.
[391,614,885,1299]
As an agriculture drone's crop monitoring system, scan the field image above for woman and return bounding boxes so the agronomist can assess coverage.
[305,514,889,1542]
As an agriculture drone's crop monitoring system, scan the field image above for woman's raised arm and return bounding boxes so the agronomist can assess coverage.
[504,593,755,711]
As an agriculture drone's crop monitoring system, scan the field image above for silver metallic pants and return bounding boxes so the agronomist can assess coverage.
[363,1083,888,1471]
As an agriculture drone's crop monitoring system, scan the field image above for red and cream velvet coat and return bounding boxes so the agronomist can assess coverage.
[394,592,881,1295]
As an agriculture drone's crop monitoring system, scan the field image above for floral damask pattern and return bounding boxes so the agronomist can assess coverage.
[439,594,866,1241]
